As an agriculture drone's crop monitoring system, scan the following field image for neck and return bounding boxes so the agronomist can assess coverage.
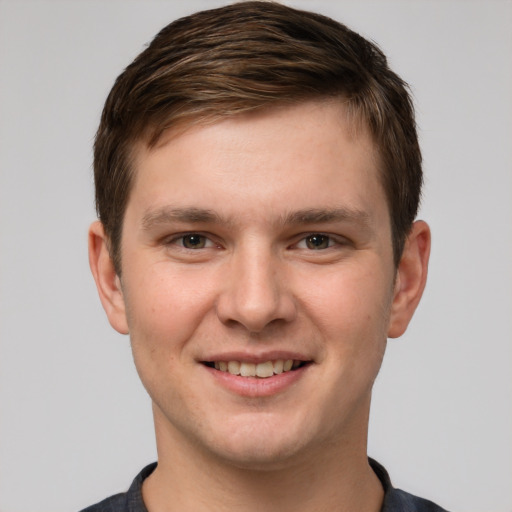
[142,407,384,512]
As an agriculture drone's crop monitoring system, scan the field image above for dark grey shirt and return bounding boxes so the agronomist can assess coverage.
[80,459,448,512]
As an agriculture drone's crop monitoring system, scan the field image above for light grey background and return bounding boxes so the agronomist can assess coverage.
[0,1,511,511]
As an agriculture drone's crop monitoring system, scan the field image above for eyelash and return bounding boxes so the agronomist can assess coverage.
[166,232,347,251]
[294,233,345,250]
[167,233,217,250]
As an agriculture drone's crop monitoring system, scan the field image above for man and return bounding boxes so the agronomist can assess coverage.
[85,2,444,511]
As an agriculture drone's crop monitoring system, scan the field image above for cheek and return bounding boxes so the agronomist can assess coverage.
[300,261,393,352]
[122,270,211,405]
[122,264,218,354]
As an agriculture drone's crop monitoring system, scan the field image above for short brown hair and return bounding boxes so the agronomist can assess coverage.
[94,1,422,273]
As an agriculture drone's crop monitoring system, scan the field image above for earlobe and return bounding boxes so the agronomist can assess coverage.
[387,220,431,338]
[88,221,129,335]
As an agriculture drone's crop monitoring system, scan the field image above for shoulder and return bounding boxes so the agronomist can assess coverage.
[385,488,449,512]
[79,463,157,512]
[370,458,449,512]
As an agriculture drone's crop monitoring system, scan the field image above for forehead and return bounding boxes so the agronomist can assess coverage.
[128,100,387,227]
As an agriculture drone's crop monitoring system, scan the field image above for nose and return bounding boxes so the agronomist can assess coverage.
[215,245,297,333]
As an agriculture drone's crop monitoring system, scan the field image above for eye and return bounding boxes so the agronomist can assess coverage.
[298,234,334,250]
[177,234,212,249]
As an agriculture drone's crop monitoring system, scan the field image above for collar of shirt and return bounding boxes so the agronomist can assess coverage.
[81,458,448,512]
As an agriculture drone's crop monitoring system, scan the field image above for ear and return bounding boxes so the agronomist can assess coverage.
[388,220,431,338]
[88,221,129,335]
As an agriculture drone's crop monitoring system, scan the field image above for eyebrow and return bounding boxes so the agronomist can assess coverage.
[281,207,371,227]
[141,205,372,231]
[141,207,224,230]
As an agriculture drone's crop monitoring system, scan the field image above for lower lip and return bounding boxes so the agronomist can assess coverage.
[203,364,310,398]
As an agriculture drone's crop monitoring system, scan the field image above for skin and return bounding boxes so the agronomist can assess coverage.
[89,100,430,512]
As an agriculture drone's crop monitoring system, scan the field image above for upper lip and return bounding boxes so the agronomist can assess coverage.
[199,350,313,364]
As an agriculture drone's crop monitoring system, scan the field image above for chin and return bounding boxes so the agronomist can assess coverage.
[211,439,306,471]
[199,413,321,470]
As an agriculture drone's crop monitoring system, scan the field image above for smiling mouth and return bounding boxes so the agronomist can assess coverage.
[202,360,309,378]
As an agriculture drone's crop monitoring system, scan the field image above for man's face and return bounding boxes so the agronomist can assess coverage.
[104,101,402,467]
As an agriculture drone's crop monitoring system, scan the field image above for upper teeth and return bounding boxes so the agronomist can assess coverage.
[214,359,300,378]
